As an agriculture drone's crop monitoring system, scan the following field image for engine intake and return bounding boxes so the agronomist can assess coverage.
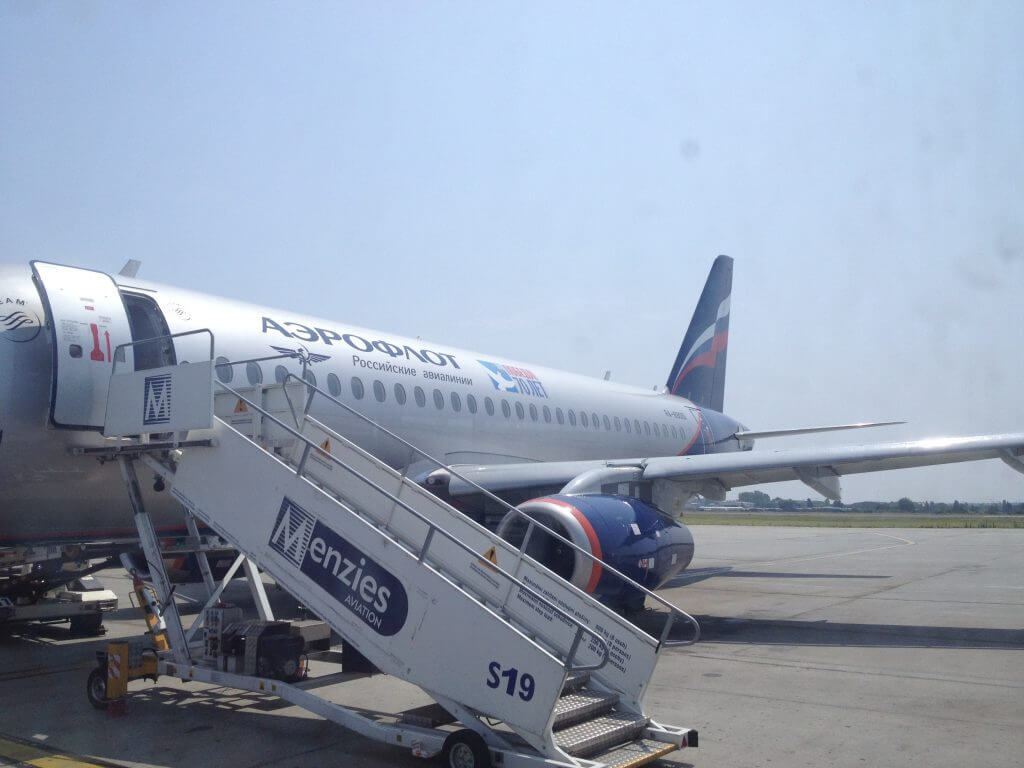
[495,494,694,612]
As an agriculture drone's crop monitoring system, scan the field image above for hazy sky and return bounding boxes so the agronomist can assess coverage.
[2,2,1022,502]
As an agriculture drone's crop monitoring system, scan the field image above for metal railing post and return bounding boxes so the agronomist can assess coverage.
[565,627,584,668]
[295,443,312,477]
[658,613,676,647]
[519,520,536,554]
[419,527,435,563]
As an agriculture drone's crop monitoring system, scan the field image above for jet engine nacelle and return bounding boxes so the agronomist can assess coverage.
[495,494,694,612]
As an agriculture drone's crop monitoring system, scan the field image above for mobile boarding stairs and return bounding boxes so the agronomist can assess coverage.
[84,331,700,768]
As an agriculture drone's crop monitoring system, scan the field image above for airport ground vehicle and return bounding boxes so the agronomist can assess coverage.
[83,339,698,768]
[0,555,116,634]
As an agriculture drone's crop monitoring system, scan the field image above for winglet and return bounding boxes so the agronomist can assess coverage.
[118,259,141,278]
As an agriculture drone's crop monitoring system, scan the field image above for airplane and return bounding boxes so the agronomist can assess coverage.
[2,256,1022,622]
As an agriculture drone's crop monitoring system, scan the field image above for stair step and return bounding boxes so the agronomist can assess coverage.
[561,671,591,694]
[553,691,620,729]
[592,738,677,768]
[553,713,649,758]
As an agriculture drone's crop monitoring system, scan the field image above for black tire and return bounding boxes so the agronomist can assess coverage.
[86,666,108,710]
[441,730,490,768]
[70,612,104,636]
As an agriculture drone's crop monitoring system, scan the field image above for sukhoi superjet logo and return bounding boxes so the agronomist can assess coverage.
[142,374,172,425]
[269,498,408,636]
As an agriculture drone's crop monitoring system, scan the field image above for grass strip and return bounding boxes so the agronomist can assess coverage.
[681,514,1024,528]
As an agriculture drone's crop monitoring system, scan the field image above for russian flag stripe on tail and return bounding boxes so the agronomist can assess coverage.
[665,255,732,413]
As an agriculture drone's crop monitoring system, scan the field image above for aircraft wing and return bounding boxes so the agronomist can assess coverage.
[439,432,1024,501]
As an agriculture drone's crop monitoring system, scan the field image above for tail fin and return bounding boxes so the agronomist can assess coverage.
[665,255,733,412]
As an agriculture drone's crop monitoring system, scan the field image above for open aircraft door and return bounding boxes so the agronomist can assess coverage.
[31,262,134,429]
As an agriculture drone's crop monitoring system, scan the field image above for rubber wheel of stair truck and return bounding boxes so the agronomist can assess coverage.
[441,730,490,768]
[87,666,108,710]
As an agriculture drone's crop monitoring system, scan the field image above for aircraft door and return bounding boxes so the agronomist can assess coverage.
[120,292,177,371]
[30,262,134,429]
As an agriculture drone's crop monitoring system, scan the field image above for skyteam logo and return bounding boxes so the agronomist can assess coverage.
[478,360,548,398]
[0,308,41,343]
[142,374,172,425]
[269,498,409,636]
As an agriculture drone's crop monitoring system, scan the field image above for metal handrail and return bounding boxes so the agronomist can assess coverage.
[212,380,611,673]
[275,372,700,648]
[111,328,215,375]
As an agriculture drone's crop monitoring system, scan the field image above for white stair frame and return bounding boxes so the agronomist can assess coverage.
[97,335,700,765]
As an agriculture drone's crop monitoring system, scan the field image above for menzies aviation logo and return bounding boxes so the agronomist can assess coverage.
[142,374,172,425]
[478,361,548,398]
[269,499,409,636]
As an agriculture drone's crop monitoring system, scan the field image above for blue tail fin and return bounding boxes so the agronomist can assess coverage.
[665,255,733,412]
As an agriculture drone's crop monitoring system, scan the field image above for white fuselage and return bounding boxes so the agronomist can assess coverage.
[0,263,733,545]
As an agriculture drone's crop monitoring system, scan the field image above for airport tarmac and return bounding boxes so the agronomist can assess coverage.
[1,525,1021,768]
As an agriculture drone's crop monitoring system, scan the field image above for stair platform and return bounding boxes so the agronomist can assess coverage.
[554,712,649,757]
[593,738,678,768]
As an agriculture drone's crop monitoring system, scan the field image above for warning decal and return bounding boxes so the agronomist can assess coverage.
[480,546,498,569]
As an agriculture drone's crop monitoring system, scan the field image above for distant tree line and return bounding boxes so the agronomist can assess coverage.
[736,490,1023,515]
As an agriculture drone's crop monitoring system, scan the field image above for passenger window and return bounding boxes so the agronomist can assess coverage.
[414,386,426,407]
[555,407,563,425]
[373,379,386,402]
[246,362,263,385]
[303,370,317,388]
[394,383,407,405]
[581,411,589,428]
[625,419,632,433]
[543,405,551,423]
[654,423,661,437]
[644,422,651,435]
[529,404,538,421]
[515,402,525,420]
[451,392,462,412]
[614,417,621,431]
[433,389,444,410]
[215,356,233,383]
[485,397,495,416]
[467,394,477,414]
[592,412,600,429]
[351,377,365,400]
[568,409,576,426]
[275,365,288,384]
[327,373,342,397]
[501,399,511,418]
[603,415,611,431]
